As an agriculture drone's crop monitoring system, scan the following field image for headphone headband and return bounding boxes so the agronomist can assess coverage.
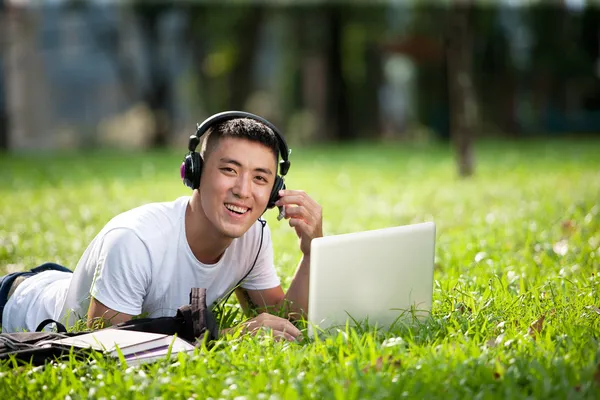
[189,111,290,176]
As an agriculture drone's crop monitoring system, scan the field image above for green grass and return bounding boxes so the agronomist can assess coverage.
[1,138,599,399]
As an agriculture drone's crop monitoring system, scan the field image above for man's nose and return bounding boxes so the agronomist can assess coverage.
[232,174,251,198]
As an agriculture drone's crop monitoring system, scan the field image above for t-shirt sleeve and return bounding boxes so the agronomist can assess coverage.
[240,223,281,290]
[89,228,151,316]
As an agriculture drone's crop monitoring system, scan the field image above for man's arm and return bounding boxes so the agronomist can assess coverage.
[227,190,321,339]
[85,229,150,329]
[87,297,133,329]
[281,253,310,319]
[236,254,310,320]
[237,190,321,320]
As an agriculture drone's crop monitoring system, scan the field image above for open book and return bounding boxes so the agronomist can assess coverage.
[39,329,196,366]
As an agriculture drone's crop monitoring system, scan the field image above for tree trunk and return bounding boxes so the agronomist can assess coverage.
[363,43,384,139]
[326,5,351,141]
[3,5,45,150]
[446,1,477,177]
[299,7,329,141]
[136,5,172,148]
[0,5,8,150]
[228,6,264,111]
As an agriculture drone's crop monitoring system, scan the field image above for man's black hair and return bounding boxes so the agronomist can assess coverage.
[201,118,279,162]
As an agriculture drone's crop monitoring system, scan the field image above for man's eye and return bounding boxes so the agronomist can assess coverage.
[255,176,268,183]
[220,167,235,174]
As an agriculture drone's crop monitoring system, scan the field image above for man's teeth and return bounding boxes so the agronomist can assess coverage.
[225,204,249,214]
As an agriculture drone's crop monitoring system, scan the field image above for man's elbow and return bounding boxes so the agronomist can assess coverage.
[87,298,133,329]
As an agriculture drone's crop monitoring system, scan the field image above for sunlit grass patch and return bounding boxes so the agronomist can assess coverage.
[1,138,599,398]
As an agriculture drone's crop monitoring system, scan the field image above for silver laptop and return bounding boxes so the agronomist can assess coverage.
[307,221,436,337]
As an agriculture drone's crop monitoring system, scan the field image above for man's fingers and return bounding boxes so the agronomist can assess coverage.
[283,205,311,222]
[276,191,318,209]
[270,316,301,338]
[275,195,306,207]
[272,330,296,342]
[288,218,309,233]
[252,313,302,339]
[288,217,311,240]
[275,318,301,338]
[278,189,306,198]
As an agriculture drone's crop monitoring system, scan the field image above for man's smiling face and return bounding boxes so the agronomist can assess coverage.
[198,137,277,239]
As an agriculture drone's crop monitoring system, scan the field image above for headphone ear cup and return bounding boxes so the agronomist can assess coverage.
[189,152,203,190]
[181,155,193,189]
[182,152,203,190]
[267,176,285,209]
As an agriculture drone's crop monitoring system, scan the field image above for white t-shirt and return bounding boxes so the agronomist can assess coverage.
[2,196,280,332]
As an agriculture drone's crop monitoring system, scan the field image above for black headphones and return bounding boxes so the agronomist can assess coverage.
[180,111,291,210]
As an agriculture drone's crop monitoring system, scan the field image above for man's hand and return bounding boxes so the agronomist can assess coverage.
[224,312,302,342]
[275,189,323,256]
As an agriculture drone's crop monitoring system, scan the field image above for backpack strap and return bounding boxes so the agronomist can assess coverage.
[35,319,68,333]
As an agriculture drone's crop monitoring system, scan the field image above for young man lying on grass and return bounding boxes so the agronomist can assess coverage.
[0,112,323,342]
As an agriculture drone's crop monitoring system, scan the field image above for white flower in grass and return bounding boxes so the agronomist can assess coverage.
[507,270,519,284]
[27,366,44,375]
[553,240,569,256]
[474,252,487,263]
[382,337,405,348]
[225,377,235,385]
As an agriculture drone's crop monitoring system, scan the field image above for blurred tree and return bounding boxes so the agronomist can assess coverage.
[580,5,600,112]
[409,5,450,140]
[70,0,175,148]
[524,4,591,132]
[133,2,174,147]
[2,1,46,150]
[186,4,383,142]
[186,5,265,117]
[0,0,6,150]
[471,6,516,136]
[294,4,386,142]
[446,0,477,177]
[291,4,351,142]
[294,6,329,140]
[344,5,387,140]
[325,4,351,141]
